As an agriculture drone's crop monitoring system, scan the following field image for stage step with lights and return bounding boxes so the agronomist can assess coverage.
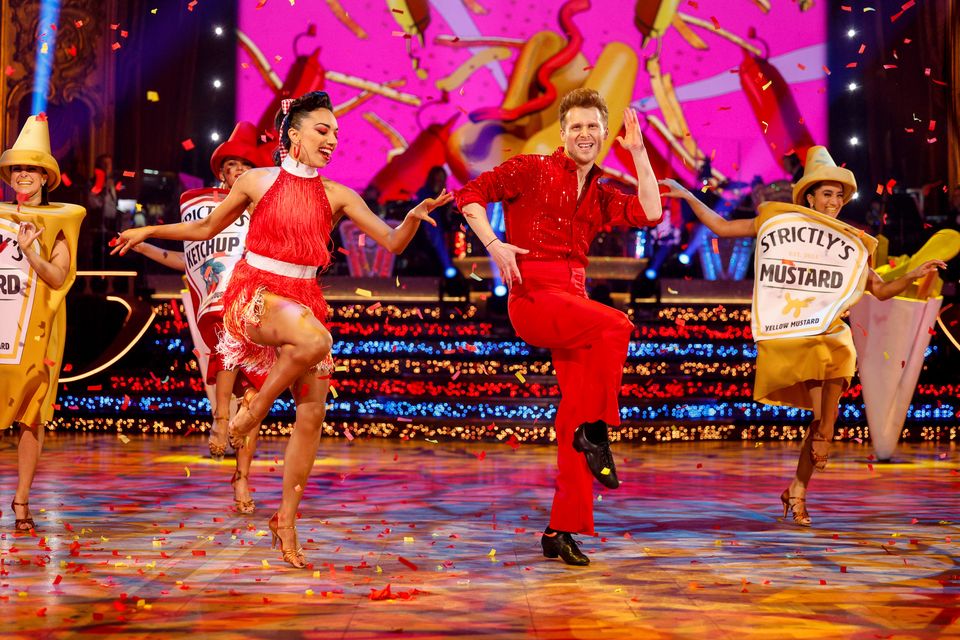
[53,294,959,444]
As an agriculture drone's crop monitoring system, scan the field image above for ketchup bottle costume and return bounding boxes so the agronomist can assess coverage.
[218,157,335,377]
[456,148,661,534]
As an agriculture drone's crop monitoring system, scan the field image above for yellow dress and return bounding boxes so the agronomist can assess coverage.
[754,317,856,409]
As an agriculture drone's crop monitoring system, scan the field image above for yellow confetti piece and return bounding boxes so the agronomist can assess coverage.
[487,548,496,557]
[403,536,415,543]
[395,276,401,288]
[18,592,28,598]
[313,570,321,578]
[305,589,314,596]
[330,386,338,399]
[136,599,147,608]
[184,466,191,478]
[335,365,348,372]
[601,467,611,475]
[101,536,109,542]
[262,559,271,568]
[376,565,383,573]
[883,351,890,360]
[151,8,157,14]
[355,288,373,297]
[118,434,130,444]
[762,80,772,90]
[41,42,49,54]
[146,90,159,102]
[469,272,483,281]
[597,494,603,501]
[515,372,526,384]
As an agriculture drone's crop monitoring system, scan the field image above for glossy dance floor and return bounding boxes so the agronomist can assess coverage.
[1,433,958,639]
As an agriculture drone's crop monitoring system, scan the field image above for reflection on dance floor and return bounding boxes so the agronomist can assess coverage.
[1,434,957,638]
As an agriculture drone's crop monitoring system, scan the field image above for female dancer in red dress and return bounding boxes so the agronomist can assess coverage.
[112,91,451,567]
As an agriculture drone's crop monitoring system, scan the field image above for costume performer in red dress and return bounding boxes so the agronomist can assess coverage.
[113,91,452,568]
[456,89,662,565]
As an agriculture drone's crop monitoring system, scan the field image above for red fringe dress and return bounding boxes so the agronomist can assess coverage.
[218,162,334,378]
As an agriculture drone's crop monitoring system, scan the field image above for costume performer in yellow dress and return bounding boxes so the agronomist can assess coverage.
[112,91,452,568]
[661,146,945,526]
[0,115,84,532]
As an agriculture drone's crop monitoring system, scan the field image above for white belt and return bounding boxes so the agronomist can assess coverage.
[245,251,318,279]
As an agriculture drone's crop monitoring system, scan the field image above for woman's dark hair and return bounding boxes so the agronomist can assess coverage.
[272,91,334,165]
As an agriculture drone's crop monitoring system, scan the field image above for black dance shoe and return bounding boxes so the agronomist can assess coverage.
[573,421,620,489]
[541,528,590,566]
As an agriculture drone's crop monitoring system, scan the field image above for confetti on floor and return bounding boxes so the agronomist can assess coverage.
[0,435,957,637]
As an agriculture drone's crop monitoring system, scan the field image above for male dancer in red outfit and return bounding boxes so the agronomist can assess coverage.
[455,88,662,565]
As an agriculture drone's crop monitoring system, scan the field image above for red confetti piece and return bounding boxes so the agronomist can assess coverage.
[819,579,827,585]
[709,16,720,29]
[192,550,206,556]
[398,556,418,571]
[111,42,121,51]
[53,574,62,585]
[840,566,847,573]
[122,170,136,178]
[181,138,195,151]
[43,358,56,367]
[928,326,936,335]
[87,384,102,391]
[61,172,72,187]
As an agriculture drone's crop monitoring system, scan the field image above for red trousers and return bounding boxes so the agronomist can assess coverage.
[508,261,633,534]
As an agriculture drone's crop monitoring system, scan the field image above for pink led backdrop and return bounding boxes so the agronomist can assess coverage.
[237,0,825,197]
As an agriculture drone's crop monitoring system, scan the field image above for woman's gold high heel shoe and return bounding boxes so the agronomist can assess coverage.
[810,419,830,472]
[208,415,229,459]
[230,469,256,515]
[228,388,260,450]
[10,500,34,532]
[268,512,306,569]
[780,489,812,527]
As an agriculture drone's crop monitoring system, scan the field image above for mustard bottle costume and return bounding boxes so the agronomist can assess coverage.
[751,147,877,409]
[0,116,84,428]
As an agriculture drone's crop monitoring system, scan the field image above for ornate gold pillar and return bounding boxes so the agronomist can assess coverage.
[949,0,959,187]
[1,0,117,174]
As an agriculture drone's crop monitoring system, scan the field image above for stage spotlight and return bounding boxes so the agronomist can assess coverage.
[851,192,860,200]
[847,28,856,38]
[32,0,61,114]
[847,82,858,92]
[645,268,658,280]
[678,253,691,266]
[214,25,224,36]
[493,284,508,297]
[212,79,222,89]
[444,266,458,279]
[849,136,859,146]
[210,131,221,142]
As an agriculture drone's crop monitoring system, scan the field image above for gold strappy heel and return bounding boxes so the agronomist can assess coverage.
[10,500,34,532]
[230,469,256,515]
[228,387,260,449]
[268,512,306,569]
[780,489,812,527]
[208,415,229,459]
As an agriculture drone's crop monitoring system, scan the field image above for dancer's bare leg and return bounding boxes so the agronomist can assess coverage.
[209,368,238,456]
[13,422,44,525]
[275,372,330,552]
[790,379,842,494]
[231,292,332,441]
[233,422,260,506]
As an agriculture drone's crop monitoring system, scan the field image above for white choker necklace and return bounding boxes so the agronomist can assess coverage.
[281,156,319,178]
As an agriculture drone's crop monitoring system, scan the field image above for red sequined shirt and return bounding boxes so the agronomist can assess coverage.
[455,147,661,267]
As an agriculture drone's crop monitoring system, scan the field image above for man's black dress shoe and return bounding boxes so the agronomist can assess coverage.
[573,421,620,489]
[541,529,590,566]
